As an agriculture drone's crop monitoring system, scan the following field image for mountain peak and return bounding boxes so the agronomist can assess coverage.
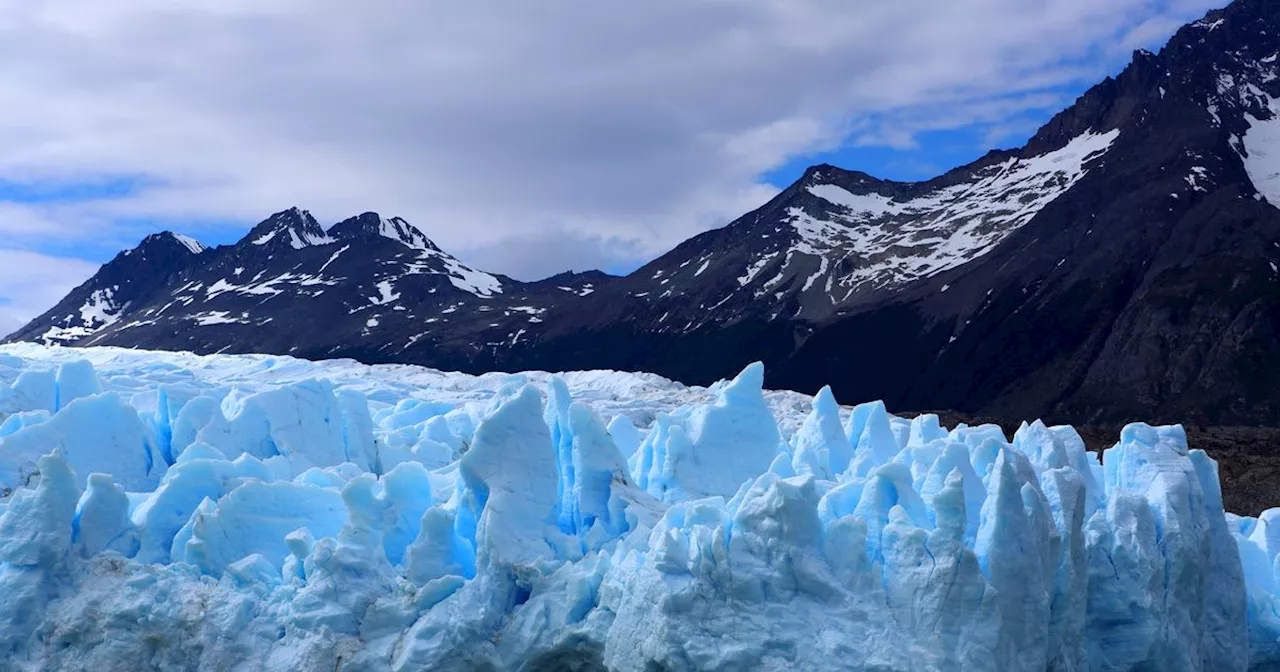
[242,207,334,250]
[10,230,210,344]
[532,269,615,288]
[801,163,883,187]
[133,231,207,256]
[330,212,441,252]
[160,231,207,254]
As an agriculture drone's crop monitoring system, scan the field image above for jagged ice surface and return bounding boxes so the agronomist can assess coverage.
[0,344,1274,670]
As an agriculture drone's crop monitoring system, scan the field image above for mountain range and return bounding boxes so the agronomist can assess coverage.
[11,0,1280,427]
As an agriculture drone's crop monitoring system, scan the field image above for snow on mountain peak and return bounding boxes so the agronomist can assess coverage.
[405,249,505,298]
[167,232,207,254]
[787,128,1120,295]
[133,231,207,256]
[326,212,504,297]
[378,216,439,251]
[329,212,441,252]
[639,126,1125,332]
[248,208,335,249]
[805,185,901,218]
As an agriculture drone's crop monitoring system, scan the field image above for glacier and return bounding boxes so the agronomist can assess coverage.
[0,345,1276,670]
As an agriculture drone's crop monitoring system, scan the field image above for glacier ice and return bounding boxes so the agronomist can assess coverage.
[0,390,163,494]
[0,343,1274,670]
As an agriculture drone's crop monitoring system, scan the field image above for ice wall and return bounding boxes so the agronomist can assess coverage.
[0,347,1272,670]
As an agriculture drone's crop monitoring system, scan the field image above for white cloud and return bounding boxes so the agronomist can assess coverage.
[0,0,1228,304]
[0,251,99,337]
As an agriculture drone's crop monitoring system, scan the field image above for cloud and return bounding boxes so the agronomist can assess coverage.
[458,229,651,282]
[0,0,1228,325]
[0,250,100,337]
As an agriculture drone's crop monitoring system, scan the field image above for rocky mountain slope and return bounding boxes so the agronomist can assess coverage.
[9,209,608,371]
[11,0,1280,427]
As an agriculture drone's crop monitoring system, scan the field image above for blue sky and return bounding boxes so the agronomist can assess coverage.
[0,0,1228,333]
[766,86,1161,187]
[765,126,1022,187]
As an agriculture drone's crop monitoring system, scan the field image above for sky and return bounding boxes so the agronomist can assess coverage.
[0,0,1229,335]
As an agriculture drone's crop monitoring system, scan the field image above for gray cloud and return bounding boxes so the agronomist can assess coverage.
[457,228,652,282]
[0,0,1228,325]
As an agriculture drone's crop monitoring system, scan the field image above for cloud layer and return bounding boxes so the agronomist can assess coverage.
[0,0,1225,331]
[0,251,99,336]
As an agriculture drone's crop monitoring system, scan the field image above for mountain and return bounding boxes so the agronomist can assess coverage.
[773,0,1280,427]
[12,0,1280,426]
[17,231,208,345]
[504,0,1280,426]
[7,208,611,372]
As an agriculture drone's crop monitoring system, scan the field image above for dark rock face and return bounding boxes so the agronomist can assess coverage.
[7,208,611,370]
[774,0,1280,427]
[13,231,209,345]
[11,0,1280,430]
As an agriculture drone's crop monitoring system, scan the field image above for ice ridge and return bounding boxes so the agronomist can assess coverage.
[0,345,1271,670]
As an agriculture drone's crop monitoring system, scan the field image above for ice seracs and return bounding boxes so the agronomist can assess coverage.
[681,362,780,496]
[790,385,851,479]
[0,344,1271,670]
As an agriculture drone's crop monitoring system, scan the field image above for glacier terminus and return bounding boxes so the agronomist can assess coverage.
[0,344,1276,670]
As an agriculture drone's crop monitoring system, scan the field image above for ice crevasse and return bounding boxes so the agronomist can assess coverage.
[0,344,1277,670]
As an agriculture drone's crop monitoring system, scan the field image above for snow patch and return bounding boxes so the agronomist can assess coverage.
[738,252,779,286]
[789,130,1120,296]
[369,281,400,306]
[169,233,206,254]
[1243,96,1280,206]
[77,288,122,330]
[192,311,246,326]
